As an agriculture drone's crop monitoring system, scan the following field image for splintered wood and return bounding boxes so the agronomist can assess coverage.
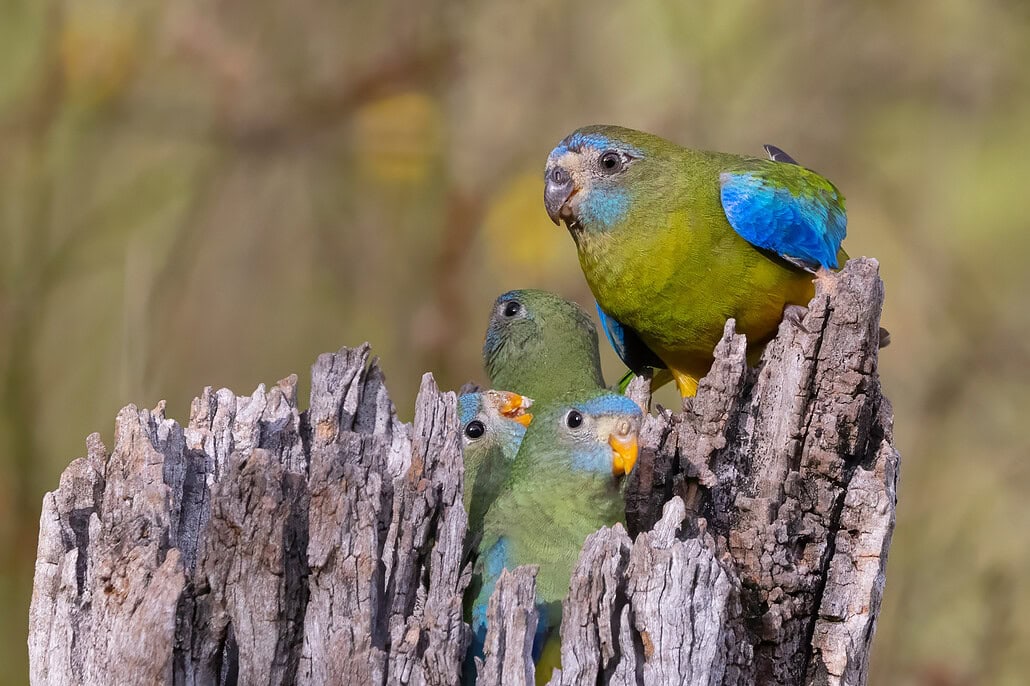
[29,258,896,686]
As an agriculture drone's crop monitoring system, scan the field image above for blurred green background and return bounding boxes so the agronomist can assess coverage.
[2,1,1028,684]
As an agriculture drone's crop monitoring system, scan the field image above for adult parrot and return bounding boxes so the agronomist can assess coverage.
[544,125,849,397]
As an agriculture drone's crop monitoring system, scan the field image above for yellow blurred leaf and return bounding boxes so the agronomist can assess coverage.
[60,3,139,106]
[352,91,441,183]
[482,172,572,282]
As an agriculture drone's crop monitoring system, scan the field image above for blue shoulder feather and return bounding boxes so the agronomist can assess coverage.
[595,302,666,374]
[719,170,846,271]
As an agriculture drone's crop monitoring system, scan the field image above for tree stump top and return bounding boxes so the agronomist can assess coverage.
[29,258,897,686]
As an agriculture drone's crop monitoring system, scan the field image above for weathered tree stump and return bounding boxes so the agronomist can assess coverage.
[28,258,897,686]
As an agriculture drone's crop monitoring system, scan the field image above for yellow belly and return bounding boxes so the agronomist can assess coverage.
[649,273,816,398]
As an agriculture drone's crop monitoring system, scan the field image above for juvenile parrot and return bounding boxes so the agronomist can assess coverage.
[482,289,606,401]
[544,125,848,397]
[468,389,642,684]
[458,390,533,543]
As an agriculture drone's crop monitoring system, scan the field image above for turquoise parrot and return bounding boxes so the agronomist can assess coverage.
[543,125,848,397]
[458,390,533,543]
[482,289,606,401]
[468,389,642,684]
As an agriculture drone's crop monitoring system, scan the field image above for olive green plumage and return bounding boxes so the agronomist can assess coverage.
[544,125,848,396]
[482,289,606,402]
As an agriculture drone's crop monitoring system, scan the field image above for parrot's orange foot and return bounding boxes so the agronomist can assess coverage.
[670,369,699,400]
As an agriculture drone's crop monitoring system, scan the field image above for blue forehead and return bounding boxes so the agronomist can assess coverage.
[576,392,642,419]
[550,131,642,159]
[458,393,481,425]
[497,290,522,304]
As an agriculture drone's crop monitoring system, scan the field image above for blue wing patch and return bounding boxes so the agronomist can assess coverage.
[596,302,666,374]
[467,536,550,671]
[467,536,512,679]
[719,170,846,271]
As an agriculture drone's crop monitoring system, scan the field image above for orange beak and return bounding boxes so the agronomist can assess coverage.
[609,423,639,477]
[496,391,534,427]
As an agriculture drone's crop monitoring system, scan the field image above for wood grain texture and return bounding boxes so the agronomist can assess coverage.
[29,258,896,686]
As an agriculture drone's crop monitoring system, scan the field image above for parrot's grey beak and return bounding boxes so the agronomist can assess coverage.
[544,164,575,226]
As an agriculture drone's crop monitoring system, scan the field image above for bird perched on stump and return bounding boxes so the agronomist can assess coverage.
[482,289,606,402]
[544,125,848,397]
[468,389,642,684]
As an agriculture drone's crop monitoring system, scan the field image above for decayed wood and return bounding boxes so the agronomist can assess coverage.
[478,567,539,686]
[29,258,897,686]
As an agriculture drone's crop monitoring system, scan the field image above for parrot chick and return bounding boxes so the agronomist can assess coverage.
[469,389,642,684]
[459,390,533,544]
[482,289,606,403]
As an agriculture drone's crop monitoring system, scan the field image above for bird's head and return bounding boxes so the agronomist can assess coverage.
[544,125,666,235]
[459,390,533,454]
[545,391,642,478]
[482,289,597,372]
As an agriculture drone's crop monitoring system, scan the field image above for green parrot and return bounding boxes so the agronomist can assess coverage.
[459,390,533,543]
[468,389,642,684]
[543,125,849,397]
[482,289,606,402]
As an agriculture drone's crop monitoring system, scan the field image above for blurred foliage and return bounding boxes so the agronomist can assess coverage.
[1,0,1028,683]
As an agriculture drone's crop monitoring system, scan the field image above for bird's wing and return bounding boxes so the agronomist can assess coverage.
[470,535,510,631]
[595,301,666,373]
[763,144,799,165]
[719,165,846,272]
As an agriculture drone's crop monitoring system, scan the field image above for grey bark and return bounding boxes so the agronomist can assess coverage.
[477,568,539,686]
[29,258,897,686]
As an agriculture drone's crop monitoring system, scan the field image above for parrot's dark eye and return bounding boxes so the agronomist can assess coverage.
[464,420,485,440]
[502,301,522,317]
[599,151,622,173]
[565,410,583,429]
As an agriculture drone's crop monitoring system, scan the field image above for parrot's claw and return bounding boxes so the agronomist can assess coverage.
[783,304,812,334]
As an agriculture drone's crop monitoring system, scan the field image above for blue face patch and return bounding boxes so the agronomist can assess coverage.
[568,441,616,474]
[547,129,643,232]
[577,186,630,229]
[564,392,641,474]
[495,417,527,456]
